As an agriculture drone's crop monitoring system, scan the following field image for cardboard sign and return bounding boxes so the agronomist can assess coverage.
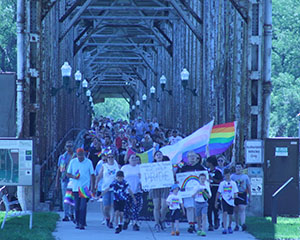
[176,171,209,198]
[140,162,174,189]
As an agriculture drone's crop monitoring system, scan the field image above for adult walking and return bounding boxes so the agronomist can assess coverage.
[67,148,95,230]
[96,151,119,228]
[177,151,206,233]
[206,156,223,231]
[231,163,251,231]
[55,140,76,221]
[149,150,170,232]
[121,154,143,231]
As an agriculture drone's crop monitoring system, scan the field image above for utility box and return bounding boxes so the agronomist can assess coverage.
[264,138,299,216]
[0,73,16,137]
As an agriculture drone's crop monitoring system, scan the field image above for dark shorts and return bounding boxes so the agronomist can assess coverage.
[234,192,247,206]
[170,209,181,222]
[114,200,126,212]
[221,199,234,215]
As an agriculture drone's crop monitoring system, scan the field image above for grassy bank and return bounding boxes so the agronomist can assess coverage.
[0,212,59,240]
[246,216,300,240]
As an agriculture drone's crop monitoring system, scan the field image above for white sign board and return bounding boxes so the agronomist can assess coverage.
[140,161,174,190]
[275,147,288,157]
[0,139,33,186]
[251,177,263,196]
[176,171,209,198]
[245,140,263,164]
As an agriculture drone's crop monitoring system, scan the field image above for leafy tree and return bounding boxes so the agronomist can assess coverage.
[270,0,300,137]
[94,98,129,121]
[0,0,17,72]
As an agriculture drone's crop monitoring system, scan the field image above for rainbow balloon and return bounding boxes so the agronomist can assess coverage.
[78,186,94,199]
[181,175,200,190]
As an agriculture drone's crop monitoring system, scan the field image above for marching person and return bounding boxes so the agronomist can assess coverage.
[121,154,143,231]
[55,140,76,222]
[215,168,238,234]
[67,148,95,230]
[166,184,185,236]
[231,163,251,231]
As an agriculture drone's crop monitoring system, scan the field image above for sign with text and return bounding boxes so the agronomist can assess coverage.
[251,177,263,196]
[245,140,263,164]
[0,139,33,186]
[176,171,209,198]
[140,162,174,189]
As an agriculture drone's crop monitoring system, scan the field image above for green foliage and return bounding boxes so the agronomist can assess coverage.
[270,0,300,137]
[246,216,300,240]
[0,212,59,240]
[94,98,129,121]
[0,0,17,72]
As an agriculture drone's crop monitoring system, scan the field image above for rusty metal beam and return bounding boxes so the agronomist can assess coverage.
[169,0,203,42]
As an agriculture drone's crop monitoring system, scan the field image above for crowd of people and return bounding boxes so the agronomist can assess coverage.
[55,116,251,237]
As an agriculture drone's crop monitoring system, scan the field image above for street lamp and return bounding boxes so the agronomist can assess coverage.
[89,96,93,102]
[61,61,72,88]
[181,68,189,90]
[132,105,136,110]
[82,79,88,89]
[136,100,141,108]
[159,75,172,96]
[86,89,91,97]
[74,70,82,88]
[150,86,156,99]
[142,94,147,103]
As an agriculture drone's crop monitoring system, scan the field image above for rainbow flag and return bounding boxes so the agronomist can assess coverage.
[207,122,235,157]
[78,186,94,199]
[75,170,80,179]
[64,190,75,206]
[137,145,159,164]
[96,151,102,158]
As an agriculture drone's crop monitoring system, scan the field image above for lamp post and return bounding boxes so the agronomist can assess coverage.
[142,94,147,103]
[160,75,167,91]
[89,96,93,103]
[86,89,91,101]
[74,70,82,88]
[181,68,189,90]
[132,105,136,110]
[136,100,141,108]
[61,62,72,88]
[150,86,156,99]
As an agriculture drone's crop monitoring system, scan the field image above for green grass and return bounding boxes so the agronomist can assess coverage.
[246,216,300,240]
[0,212,59,240]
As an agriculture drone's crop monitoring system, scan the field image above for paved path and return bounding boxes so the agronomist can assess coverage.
[53,202,256,240]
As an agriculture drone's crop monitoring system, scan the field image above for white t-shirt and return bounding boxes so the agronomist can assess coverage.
[166,193,183,210]
[169,136,183,145]
[102,161,119,190]
[95,160,104,191]
[193,181,212,203]
[217,180,238,206]
[67,158,95,192]
[121,164,141,194]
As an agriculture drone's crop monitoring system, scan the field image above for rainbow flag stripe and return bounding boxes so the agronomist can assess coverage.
[96,151,102,158]
[207,122,235,157]
[137,145,159,164]
[75,170,80,179]
[181,175,199,190]
[64,190,75,206]
[78,186,93,199]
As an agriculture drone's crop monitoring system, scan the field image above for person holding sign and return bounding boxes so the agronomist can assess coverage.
[192,173,211,237]
[149,151,170,232]
[166,184,185,236]
[215,168,238,235]
[177,151,206,233]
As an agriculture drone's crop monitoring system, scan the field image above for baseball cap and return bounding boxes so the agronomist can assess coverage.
[170,184,180,191]
[76,148,85,153]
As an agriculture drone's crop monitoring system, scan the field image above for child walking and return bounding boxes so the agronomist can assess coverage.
[215,168,238,234]
[166,184,185,236]
[102,170,136,234]
[192,173,212,237]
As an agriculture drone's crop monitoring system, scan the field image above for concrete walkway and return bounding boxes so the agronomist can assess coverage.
[53,202,256,240]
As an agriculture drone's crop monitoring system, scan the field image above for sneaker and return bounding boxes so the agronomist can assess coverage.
[108,222,113,229]
[159,220,166,231]
[200,231,206,237]
[214,220,220,230]
[197,230,202,236]
[242,224,247,231]
[115,226,121,234]
[222,229,227,234]
[234,225,239,231]
[62,216,70,222]
[187,224,195,233]
[154,224,161,232]
[79,225,85,230]
[175,231,180,236]
[208,225,214,231]
[228,227,233,234]
[123,220,130,230]
[133,223,140,231]
[106,219,110,228]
